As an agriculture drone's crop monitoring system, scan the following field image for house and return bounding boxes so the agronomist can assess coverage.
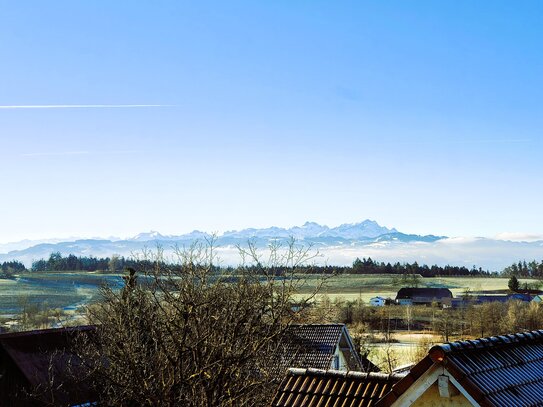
[376,329,543,406]
[0,326,96,407]
[271,368,405,407]
[370,296,386,307]
[395,288,453,306]
[276,324,378,375]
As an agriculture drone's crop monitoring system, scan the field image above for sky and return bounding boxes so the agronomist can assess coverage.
[0,1,542,243]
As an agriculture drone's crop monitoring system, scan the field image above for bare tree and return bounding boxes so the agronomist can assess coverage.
[378,343,398,374]
[434,308,455,342]
[76,238,323,406]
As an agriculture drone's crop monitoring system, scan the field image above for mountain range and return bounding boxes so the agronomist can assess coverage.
[128,220,409,242]
[0,220,541,271]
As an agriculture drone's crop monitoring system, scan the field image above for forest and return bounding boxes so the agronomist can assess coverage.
[0,253,537,279]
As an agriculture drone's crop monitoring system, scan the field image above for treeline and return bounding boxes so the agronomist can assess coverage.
[31,252,161,272]
[351,257,492,277]
[238,258,492,277]
[0,260,26,277]
[25,252,494,277]
[503,260,543,278]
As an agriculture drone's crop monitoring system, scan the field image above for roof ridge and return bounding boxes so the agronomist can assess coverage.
[286,367,405,381]
[0,325,95,340]
[434,329,543,354]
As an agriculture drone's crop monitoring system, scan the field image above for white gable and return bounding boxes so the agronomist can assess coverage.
[390,363,479,406]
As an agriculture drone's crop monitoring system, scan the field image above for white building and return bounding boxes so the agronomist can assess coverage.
[370,296,386,306]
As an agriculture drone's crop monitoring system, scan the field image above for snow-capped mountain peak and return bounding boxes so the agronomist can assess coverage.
[130,231,166,241]
[329,220,397,239]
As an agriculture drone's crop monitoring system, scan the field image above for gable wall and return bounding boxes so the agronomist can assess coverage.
[411,382,472,407]
[390,364,479,407]
[334,346,349,370]
[329,346,348,370]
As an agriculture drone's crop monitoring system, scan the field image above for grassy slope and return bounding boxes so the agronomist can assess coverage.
[0,271,535,315]
[294,274,535,303]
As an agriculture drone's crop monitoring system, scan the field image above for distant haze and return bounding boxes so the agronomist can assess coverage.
[1,220,541,271]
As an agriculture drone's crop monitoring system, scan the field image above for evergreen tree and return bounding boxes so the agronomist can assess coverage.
[508,275,520,291]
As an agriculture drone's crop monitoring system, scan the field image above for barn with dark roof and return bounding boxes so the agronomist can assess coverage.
[395,287,453,306]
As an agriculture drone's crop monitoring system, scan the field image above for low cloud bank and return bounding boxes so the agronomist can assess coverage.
[2,237,542,272]
[494,232,543,242]
[211,238,543,272]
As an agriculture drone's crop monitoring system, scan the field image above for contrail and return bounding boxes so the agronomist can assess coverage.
[21,150,139,157]
[0,104,172,109]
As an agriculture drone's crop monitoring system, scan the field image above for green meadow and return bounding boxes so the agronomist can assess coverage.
[295,274,532,303]
[0,272,533,320]
[0,272,123,318]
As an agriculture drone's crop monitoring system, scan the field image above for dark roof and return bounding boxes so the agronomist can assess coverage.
[475,295,510,303]
[271,368,404,407]
[377,329,543,406]
[508,293,532,301]
[276,324,378,375]
[448,295,532,308]
[396,287,452,300]
[0,326,96,405]
[282,324,344,371]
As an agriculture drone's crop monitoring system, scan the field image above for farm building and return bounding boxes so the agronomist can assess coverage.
[508,292,533,302]
[445,293,533,308]
[370,296,386,306]
[0,326,96,407]
[276,324,378,375]
[271,368,404,407]
[395,288,453,306]
[376,329,543,406]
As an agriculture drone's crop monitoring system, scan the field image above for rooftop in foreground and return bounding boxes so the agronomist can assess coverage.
[377,329,543,406]
[272,368,404,407]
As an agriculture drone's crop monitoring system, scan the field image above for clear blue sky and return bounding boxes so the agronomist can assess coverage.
[1,1,542,242]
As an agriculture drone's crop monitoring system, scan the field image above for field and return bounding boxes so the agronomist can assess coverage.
[0,272,532,316]
[0,272,123,319]
[368,331,442,369]
[0,271,535,369]
[294,274,531,303]
[0,271,534,330]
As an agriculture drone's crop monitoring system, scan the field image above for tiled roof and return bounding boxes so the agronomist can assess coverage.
[0,326,96,405]
[0,325,94,387]
[271,368,404,407]
[377,329,543,406]
[280,324,346,371]
[272,324,378,378]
